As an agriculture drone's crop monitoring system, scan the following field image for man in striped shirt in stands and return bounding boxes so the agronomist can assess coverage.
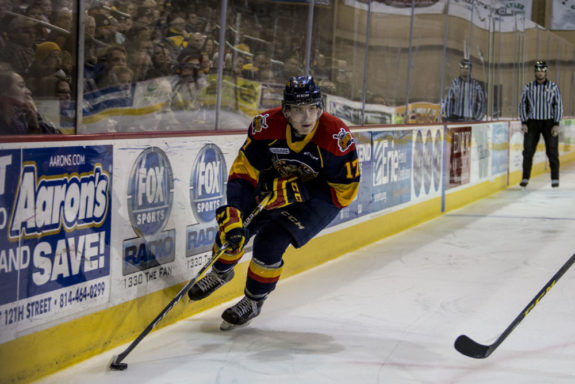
[444,58,486,122]
[519,60,564,188]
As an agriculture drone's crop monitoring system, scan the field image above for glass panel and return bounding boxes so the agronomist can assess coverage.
[410,3,449,124]
[316,0,368,126]
[441,0,488,123]
[0,0,76,135]
[215,0,311,130]
[79,0,221,133]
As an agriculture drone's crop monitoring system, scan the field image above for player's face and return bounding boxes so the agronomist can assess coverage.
[286,103,322,136]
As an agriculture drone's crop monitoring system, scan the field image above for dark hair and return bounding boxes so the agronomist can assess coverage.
[0,71,17,97]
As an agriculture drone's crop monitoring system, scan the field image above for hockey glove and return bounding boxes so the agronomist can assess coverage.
[215,205,245,254]
[258,175,308,210]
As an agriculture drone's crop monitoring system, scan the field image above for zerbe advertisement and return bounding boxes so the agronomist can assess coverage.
[0,146,112,343]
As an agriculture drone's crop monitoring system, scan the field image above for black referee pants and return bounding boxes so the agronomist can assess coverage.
[522,119,559,180]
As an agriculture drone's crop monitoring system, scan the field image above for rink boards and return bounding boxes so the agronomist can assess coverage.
[1,119,575,383]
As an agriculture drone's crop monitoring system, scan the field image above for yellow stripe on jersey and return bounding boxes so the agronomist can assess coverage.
[316,145,324,168]
[328,181,360,208]
[229,150,260,184]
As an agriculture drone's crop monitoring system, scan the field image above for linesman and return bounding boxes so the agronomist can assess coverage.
[444,59,486,122]
[518,60,564,188]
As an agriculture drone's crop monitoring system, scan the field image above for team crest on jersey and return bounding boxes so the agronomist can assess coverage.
[332,128,354,152]
[251,113,269,135]
[273,157,318,182]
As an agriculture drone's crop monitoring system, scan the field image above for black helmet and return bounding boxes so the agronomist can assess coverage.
[534,60,548,71]
[283,75,322,107]
[460,59,472,69]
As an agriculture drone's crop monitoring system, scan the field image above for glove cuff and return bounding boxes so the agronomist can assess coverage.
[216,205,243,226]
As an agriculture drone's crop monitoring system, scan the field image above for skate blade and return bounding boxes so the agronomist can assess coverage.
[220,319,251,331]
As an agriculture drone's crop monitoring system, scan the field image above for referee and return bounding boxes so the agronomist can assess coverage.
[519,60,564,188]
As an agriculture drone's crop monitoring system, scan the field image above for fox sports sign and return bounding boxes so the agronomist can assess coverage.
[189,144,227,223]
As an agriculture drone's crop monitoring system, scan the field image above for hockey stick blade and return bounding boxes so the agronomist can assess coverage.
[454,335,492,359]
[109,355,128,371]
[108,195,271,370]
[454,253,575,359]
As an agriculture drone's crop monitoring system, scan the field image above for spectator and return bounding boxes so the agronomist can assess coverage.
[187,32,205,51]
[165,15,190,60]
[128,50,152,82]
[85,14,96,41]
[135,5,155,27]
[114,14,132,44]
[0,17,37,74]
[281,54,302,80]
[95,45,128,87]
[312,52,331,82]
[125,25,152,49]
[32,0,53,21]
[54,76,72,101]
[146,43,173,78]
[171,46,207,112]
[24,3,48,40]
[231,53,246,78]
[0,1,11,51]
[26,41,66,95]
[0,70,60,134]
[116,1,137,19]
[47,7,74,50]
[101,64,133,88]
[94,13,116,44]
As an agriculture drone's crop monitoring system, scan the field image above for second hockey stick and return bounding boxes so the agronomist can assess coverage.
[110,194,271,370]
[454,253,575,359]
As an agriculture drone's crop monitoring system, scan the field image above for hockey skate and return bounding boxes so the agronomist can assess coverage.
[220,296,265,331]
[519,179,529,189]
[187,268,234,301]
[552,179,559,188]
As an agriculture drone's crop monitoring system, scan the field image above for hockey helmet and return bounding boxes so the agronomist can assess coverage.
[283,75,322,107]
[460,59,472,69]
[534,60,548,72]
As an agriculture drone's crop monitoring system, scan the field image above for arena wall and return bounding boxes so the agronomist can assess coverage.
[1,119,575,383]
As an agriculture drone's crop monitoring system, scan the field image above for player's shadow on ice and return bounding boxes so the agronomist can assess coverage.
[198,324,345,359]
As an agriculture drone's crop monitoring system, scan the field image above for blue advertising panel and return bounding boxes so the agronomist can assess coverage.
[0,146,112,306]
[370,129,413,212]
[491,123,509,175]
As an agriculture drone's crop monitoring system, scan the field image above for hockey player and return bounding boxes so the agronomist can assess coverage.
[444,58,486,122]
[518,60,564,188]
[188,75,360,330]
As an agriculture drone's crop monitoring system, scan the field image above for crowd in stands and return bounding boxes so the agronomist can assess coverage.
[0,0,342,134]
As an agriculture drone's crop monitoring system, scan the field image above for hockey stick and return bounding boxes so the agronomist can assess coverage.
[454,253,575,359]
[110,195,271,370]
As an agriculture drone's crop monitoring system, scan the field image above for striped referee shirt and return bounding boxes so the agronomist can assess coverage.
[444,77,486,121]
[519,80,563,124]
